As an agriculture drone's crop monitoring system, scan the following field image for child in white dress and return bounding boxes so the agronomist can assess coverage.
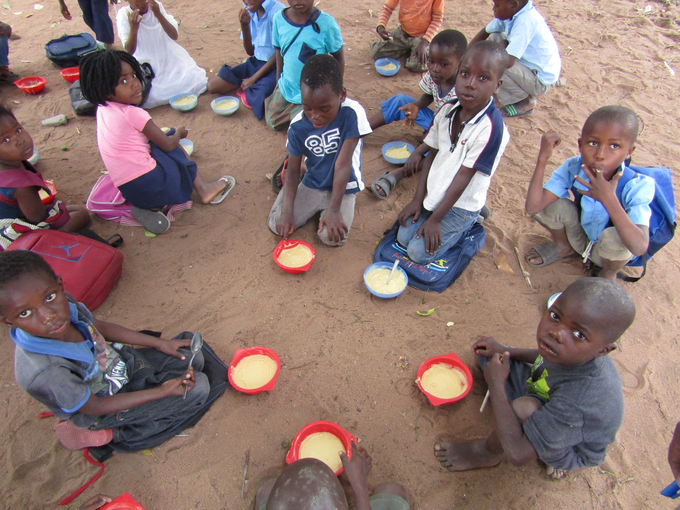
[116,0,207,109]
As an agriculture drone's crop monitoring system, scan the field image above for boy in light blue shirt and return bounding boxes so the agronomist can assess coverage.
[469,0,561,117]
[264,0,344,131]
[208,0,285,120]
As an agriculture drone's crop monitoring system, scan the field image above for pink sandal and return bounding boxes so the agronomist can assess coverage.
[235,88,252,109]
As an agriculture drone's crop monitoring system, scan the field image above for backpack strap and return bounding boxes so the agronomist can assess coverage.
[0,167,47,190]
[280,8,321,57]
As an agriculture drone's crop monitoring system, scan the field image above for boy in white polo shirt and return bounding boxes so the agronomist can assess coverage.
[396,41,510,264]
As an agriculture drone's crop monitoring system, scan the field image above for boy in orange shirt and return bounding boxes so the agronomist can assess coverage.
[370,0,444,72]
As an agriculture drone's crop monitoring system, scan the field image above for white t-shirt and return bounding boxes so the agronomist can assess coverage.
[423,99,509,212]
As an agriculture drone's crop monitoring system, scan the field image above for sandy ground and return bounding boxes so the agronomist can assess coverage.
[1,0,680,508]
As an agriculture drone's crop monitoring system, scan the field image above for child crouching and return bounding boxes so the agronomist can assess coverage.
[0,250,210,448]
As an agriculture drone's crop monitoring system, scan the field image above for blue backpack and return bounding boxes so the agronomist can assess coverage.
[373,221,486,292]
[574,165,676,281]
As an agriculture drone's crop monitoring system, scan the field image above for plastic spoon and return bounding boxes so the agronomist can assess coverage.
[183,332,203,399]
[385,259,400,284]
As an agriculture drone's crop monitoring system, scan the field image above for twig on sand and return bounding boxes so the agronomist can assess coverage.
[514,247,532,288]
[241,449,250,499]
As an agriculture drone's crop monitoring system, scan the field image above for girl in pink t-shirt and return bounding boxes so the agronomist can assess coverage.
[80,50,234,234]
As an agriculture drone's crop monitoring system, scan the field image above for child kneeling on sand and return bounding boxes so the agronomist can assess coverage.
[435,278,634,479]
[268,54,371,246]
[395,41,509,264]
[525,106,654,280]
[0,250,210,449]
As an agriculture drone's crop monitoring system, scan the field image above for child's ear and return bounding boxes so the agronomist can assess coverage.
[340,87,347,103]
[627,144,636,159]
[595,343,617,357]
[56,275,65,290]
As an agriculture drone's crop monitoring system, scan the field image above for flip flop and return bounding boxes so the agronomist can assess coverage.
[130,206,170,234]
[54,421,113,450]
[209,175,236,205]
[525,241,569,268]
[500,104,534,118]
[371,171,397,200]
[235,88,252,109]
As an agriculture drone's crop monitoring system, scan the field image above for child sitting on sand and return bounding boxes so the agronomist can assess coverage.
[371,0,444,73]
[265,0,344,131]
[116,0,207,109]
[469,0,561,117]
[395,41,509,264]
[80,50,233,234]
[0,106,90,248]
[0,250,211,449]
[268,55,371,246]
[435,278,633,479]
[208,0,285,121]
[524,106,654,280]
[368,29,467,200]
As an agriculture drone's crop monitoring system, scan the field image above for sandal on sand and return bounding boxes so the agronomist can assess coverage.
[209,175,236,205]
[131,206,170,234]
[525,241,568,268]
[500,104,534,118]
[371,171,397,200]
[54,421,113,450]
[235,88,252,109]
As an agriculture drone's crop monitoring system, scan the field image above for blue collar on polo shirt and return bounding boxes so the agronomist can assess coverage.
[10,302,95,363]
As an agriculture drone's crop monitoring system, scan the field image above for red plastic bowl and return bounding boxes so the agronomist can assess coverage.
[285,421,356,475]
[228,347,281,394]
[416,353,473,406]
[60,67,80,83]
[39,180,57,205]
[101,493,144,510]
[14,76,46,94]
[273,239,316,274]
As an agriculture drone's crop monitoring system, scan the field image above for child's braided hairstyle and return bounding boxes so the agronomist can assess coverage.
[79,49,145,106]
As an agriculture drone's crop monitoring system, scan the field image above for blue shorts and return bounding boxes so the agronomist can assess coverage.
[381,94,434,132]
[218,56,277,120]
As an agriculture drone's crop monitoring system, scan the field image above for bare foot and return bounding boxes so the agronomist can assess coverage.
[545,464,568,480]
[526,242,575,267]
[196,179,228,204]
[434,440,502,472]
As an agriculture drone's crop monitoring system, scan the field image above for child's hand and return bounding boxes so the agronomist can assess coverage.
[484,352,510,385]
[241,76,256,90]
[538,130,561,160]
[276,212,295,239]
[154,337,191,360]
[398,200,421,227]
[413,39,429,68]
[399,103,419,128]
[319,210,348,244]
[340,442,372,489]
[403,152,421,177]
[128,8,142,28]
[239,7,250,25]
[162,368,195,397]
[148,0,160,15]
[175,126,189,139]
[376,25,390,41]
[59,0,72,20]
[575,164,620,205]
[472,336,506,358]
[417,217,441,254]
[78,494,113,510]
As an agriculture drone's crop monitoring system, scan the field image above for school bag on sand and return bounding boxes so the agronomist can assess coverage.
[6,230,123,310]
[373,220,486,293]
[45,33,99,68]
[89,336,229,461]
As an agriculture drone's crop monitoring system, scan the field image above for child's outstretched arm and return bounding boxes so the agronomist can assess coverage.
[142,120,187,152]
[239,8,254,56]
[472,336,538,364]
[242,54,276,91]
[124,9,142,54]
[92,317,191,360]
[375,0,396,40]
[575,166,649,256]
[402,142,430,177]
[276,154,303,238]
[339,443,372,510]
[525,130,562,215]
[469,28,490,46]
[397,148,436,226]
[318,137,359,243]
[485,352,539,466]
[399,94,434,129]
[149,0,178,40]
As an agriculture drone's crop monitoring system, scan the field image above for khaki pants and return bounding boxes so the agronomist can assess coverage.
[488,33,556,106]
[370,25,427,73]
[537,198,633,267]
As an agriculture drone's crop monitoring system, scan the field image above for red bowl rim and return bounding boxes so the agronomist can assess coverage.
[273,239,316,274]
[60,67,80,82]
[285,420,357,475]
[14,76,47,87]
[40,180,57,205]
[416,353,473,406]
[228,347,281,394]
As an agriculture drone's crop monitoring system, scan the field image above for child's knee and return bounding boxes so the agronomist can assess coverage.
[317,227,347,247]
[538,198,579,229]
[206,76,223,94]
[594,227,632,263]
[190,372,210,403]
[511,396,540,424]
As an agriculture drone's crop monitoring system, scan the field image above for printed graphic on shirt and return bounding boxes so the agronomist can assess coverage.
[305,128,341,157]
[526,354,550,400]
[86,323,129,396]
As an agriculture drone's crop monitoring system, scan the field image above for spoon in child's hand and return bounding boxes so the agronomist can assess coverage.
[386,259,400,284]
[183,332,203,399]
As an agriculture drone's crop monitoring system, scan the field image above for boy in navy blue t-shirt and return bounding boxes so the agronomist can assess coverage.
[268,54,371,246]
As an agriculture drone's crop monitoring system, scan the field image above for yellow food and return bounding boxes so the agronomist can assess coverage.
[232,354,277,389]
[379,63,397,71]
[421,364,468,399]
[215,99,238,110]
[278,244,313,268]
[172,95,197,106]
[161,127,171,133]
[385,145,412,159]
[365,267,407,294]
[299,432,345,472]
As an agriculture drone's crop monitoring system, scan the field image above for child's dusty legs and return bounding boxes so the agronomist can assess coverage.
[590,227,633,281]
[369,110,386,130]
[527,199,584,266]
[434,396,539,472]
[193,173,228,204]
[59,205,91,233]
[207,76,238,95]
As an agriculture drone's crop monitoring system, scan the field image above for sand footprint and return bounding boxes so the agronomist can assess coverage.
[613,359,647,390]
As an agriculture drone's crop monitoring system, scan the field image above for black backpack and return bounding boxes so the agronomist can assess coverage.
[45,33,99,68]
